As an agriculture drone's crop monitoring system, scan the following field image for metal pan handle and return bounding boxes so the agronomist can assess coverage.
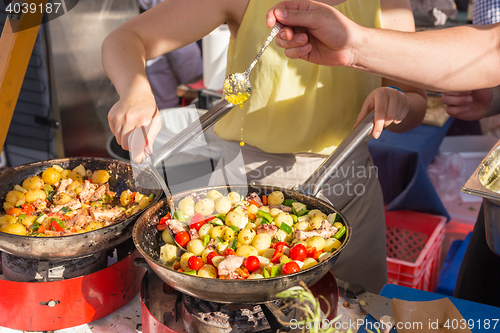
[152,99,234,167]
[295,112,374,197]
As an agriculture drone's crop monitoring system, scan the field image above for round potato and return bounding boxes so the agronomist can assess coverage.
[91,170,110,184]
[251,233,272,255]
[324,238,342,252]
[120,190,132,206]
[60,169,72,179]
[227,192,241,205]
[180,252,195,271]
[6,190,25,205]
[309,215,325,229]
[0,223,27,235]
[53,192,72,205]
[247,204,259,214]
[238,228,256,245]
[214,196,232,214]
[209,225,226,240]
[22,176,44,190]
[0,215,17,226]
[269,208,283,218]
[302,257,318,269]
[268,191,284,206]
[274,212,293,228]
[308,209,327,220]
[25,189,47,203]
[259,206,270,213]
[206,190,223,201]
[195,198,215,216]
[236,245,258,257]
[226,211,242,228]
[306,236,326,251]
[198,264,217,278]
[198,223,212,238]
[201,248,214,263]
[223,227,236,242]
[42,167,61,186]
[186,239,205,256]
[294,221,309,231]
[178,197,195,216]
[138,196,152,209]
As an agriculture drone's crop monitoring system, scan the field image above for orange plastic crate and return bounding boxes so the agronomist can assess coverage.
[385,210,446,291]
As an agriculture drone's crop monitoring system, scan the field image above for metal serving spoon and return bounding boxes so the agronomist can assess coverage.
[223,22,284,106]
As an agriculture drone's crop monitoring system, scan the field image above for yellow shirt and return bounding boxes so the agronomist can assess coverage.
[214,0,382,155]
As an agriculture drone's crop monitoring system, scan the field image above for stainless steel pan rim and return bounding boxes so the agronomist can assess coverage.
[0,157,163,259]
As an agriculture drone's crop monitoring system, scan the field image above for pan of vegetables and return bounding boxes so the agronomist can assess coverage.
[132,113,375,303]
[0,157,162,259]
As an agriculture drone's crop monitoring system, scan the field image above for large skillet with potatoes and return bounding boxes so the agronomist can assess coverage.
[0,157,162,259]
[134,185,351,303]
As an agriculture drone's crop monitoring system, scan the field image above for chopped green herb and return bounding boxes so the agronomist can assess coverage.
[214,214,226,222]
[230,225,239,234]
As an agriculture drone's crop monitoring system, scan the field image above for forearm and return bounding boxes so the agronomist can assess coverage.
[352,25,500,92]
[102,29,152,98]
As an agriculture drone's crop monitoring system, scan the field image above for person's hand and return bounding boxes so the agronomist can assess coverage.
[108,89,161,162]
[354,86,410,139]
[441,89,494,121]
[266,0,360,67]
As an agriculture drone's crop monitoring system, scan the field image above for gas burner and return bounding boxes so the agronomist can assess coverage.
[1,251,107,282]
[140,269,341,333]
[0,238,147,331]
[181,295,293,333]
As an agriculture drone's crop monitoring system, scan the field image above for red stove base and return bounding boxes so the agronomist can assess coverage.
[0,250,146,331]
[140,271,339,333]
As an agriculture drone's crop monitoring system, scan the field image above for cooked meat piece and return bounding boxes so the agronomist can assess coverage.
[166,219,186,234]
[247,192,263,206]
[207,238,215,250]
[67,212,92,229]
[32,199,47,213]
[78,180,99,202]
[50,199,82,213]
[56,178,73,194]
[295,220,338,241]
[269,205,292,213]
[217,255,245,277]
[257,224,278,237]
[88,184,108,201]
[189,228,199,240]
[90,206,123,222]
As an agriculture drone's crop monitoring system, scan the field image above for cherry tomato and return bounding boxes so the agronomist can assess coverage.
[244,256,260,272]
[189,213,206,231]
[175,231,190,247]
[281,261,300,275]
[206,251,218,265]
[289,244,307,261]
[159,213,171,225]
[188,256,203,271]
[222,248,236,256]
